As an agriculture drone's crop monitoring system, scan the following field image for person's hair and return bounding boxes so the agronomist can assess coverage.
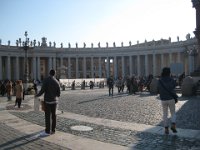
[161,67,171,77]
[49,69,56,76]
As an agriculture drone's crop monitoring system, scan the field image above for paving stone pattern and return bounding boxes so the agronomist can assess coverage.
[58,89,200,130]
[0,122,70,150]
[5,88,200,149]
[11,111,200,149]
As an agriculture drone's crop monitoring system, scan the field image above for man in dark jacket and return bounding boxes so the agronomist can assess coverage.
[35,69,60,136]
[107,76,114,96]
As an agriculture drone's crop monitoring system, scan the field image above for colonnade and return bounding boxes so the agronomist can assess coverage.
[0,37,197,81]
[0,51,189,81]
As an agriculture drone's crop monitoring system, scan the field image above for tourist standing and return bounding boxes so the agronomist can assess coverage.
[35,69,60,136]
[158,67,177,134]
[6,80,13,101]
[15,80,23,108]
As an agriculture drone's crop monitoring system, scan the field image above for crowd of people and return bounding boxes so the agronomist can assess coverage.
[0,69,200,136]
[0,79,40,108]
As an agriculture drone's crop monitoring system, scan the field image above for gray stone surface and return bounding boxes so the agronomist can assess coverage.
[1,87,200,149]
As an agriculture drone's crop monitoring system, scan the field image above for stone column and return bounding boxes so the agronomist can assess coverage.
[98,57,102,78]
[129,56,133,77]
[137,55,140,76]
[15,56,19,80]
[83,57,86,78]
[68,57,71,78]
[33,57,37,80]
[91,57,94,78]
[48,57,52,73]
[145,54,149,76]
[76,57,78,78]
[161,54,164,69]
[188,54,194,74]
[0,56,2,80]
[114,56,117,79]
[106,57,109,78]
[153,54,156,76]
[7,56,11,80]
[37,57,41,81]
[60,57,63,67]
[53,57,56,70]
[177,52,181,63]
[169,52,172,66]
[122,56,125,77]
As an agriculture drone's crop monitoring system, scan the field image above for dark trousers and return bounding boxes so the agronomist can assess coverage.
[109,86,113,96]
[16,98,22,108]
[44,103,57,134]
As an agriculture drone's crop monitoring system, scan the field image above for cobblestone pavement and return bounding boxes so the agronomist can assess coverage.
[3,87,200,150]
[0,122,70,150]
[11,111,200,150]
[58,88,200,130]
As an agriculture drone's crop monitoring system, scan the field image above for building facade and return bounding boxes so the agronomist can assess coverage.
[0,35,198,81]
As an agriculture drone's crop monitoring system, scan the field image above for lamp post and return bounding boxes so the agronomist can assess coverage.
[24,31,29,84]
[21,31,33,91]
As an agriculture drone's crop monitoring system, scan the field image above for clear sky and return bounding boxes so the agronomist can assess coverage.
[0,0,196,47]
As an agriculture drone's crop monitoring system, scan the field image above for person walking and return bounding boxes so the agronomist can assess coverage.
[158,67,177,134]
[35,69,61,136]
[6,80,13,101]
[15,80,23,108]
[107,76,114,96]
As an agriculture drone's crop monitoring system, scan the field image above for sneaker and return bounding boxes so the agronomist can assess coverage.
[39,131,50,137]
[171,123,177,133]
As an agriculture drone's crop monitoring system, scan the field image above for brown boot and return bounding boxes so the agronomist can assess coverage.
[171,123,177,133]
[165,127,169,134]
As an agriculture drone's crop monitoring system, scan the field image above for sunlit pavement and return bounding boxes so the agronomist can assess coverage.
[0,87,200,150]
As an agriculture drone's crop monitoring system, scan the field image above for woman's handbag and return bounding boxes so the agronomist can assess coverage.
[41,100,45,111]
[159,80,178,103]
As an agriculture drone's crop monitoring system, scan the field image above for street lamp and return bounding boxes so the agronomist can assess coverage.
[20,31,33,91]
[23,31,29,84]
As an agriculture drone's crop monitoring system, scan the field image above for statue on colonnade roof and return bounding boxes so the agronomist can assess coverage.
[98,42,101,48]
[49,41,52,47]
[16,40,19,46]
[113,42,116,47]
[121,42,123,47]
[129,41,132,46]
